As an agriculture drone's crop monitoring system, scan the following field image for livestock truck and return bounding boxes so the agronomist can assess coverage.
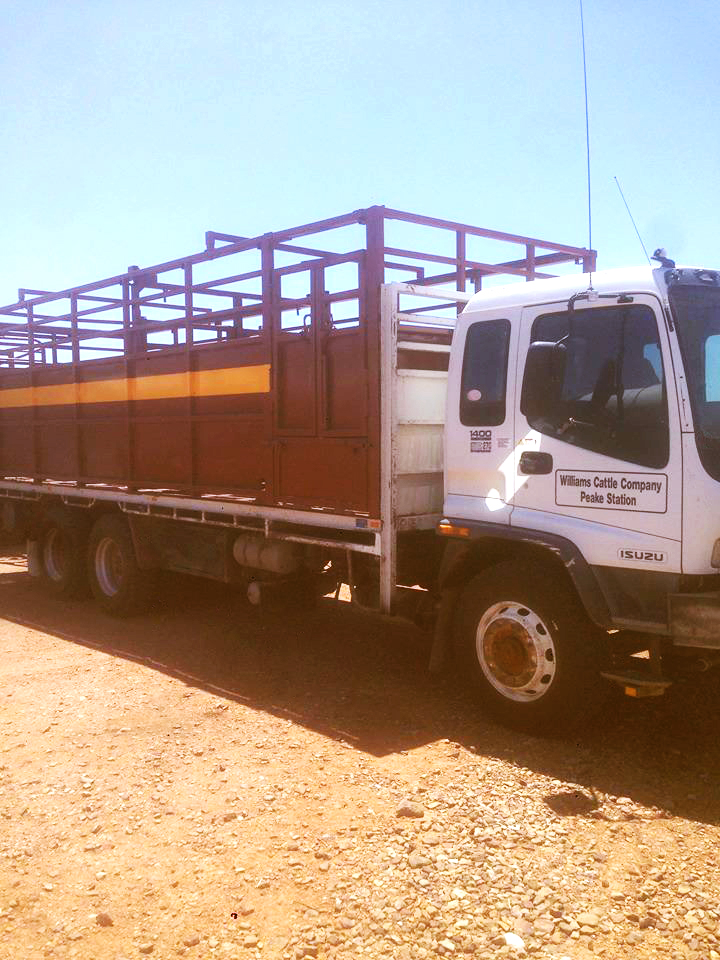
[1,206,718,729]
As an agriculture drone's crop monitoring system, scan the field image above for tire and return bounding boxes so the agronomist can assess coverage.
[2,500,28,539]
[87,514,153,616]
[39,508,90,598]
[456,561,605,733]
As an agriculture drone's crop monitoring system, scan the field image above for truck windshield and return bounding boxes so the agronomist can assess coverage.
[669,283,720,480]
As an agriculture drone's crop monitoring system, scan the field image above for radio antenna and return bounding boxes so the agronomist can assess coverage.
[579,0,593,288]
[614,176,651,264]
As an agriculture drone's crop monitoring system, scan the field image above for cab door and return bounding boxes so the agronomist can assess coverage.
[510,296,682,575]
[444,308,519,524]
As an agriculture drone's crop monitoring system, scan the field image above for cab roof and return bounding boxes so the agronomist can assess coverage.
[461,265,668,316]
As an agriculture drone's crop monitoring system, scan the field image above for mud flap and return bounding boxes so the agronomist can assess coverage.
[428,586,460,674]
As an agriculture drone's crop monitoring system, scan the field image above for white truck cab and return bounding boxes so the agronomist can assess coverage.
[437,263,720,726]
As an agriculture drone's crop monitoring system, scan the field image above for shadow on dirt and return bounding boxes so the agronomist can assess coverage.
[1,551,719,826]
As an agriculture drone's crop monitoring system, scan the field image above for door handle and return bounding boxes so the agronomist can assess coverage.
[519,451,553,475]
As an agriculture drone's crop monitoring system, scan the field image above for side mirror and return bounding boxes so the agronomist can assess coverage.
[520,340,567,420]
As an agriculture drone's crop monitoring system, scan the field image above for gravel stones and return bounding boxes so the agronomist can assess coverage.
[407,851,431,869]
[503,931,527,953]
[576,910,602,927]
[4,587,720,960]
[396,799,425,819]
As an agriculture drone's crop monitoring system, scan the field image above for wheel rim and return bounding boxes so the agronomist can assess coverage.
[43,528,67,582]
[95,537,124,596]
[476,601,557,702]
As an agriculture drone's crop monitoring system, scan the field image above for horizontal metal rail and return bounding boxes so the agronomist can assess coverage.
[0,479,380,533]
[382,207,595,258]
[0,481,383,558]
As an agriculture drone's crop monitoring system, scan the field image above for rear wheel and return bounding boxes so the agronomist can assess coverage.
[39,508,90,598]
[87,515,153,616]
[456,561,605,732]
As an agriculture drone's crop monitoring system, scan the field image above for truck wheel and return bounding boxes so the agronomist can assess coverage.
[39,508,90,598]
[456,561,604,732]
[87,515,152,616]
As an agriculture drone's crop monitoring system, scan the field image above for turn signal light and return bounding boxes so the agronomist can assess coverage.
[437,520,471,538]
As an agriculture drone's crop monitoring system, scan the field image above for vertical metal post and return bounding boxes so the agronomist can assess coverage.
[455,231,466,291]
[27,303,39,480]
[232,294,244,338]
[129,267,145,355]
[378,282,397,615]
[184,262,194,349]
[70,293,83,483]
[262,236,276,502]
[311,263,328,435]
[261,236,275,337]
[525,243,536,281]
[121,278,131,356]
[27,304,35,368]
[364,206,385,520]
[121,277,135,491]
[456,231,467,318]
[184,262,195,493]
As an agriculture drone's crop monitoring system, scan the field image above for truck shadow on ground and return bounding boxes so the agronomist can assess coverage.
[1,557,719,826]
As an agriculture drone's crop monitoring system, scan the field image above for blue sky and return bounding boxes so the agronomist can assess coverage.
[0,0,717,303]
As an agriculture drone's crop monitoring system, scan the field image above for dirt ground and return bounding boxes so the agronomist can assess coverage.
[1,543,720,960]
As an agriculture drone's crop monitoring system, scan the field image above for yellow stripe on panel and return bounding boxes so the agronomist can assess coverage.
[0,381,77,407]
[0,364,271,408]
[79,378,129,404]
[193,364,270,397]
[132,371,189,402]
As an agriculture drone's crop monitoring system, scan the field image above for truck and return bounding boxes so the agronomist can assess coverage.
[1,205,718,730]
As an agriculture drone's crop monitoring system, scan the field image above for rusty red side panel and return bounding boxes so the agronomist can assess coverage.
[0,207,595,517]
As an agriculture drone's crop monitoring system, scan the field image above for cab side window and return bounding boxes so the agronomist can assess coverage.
[525,304,669,468]
[460,319,510,426]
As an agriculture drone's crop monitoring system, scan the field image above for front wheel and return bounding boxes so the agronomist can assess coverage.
[456,561,605,732]
[87,515,154,616]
